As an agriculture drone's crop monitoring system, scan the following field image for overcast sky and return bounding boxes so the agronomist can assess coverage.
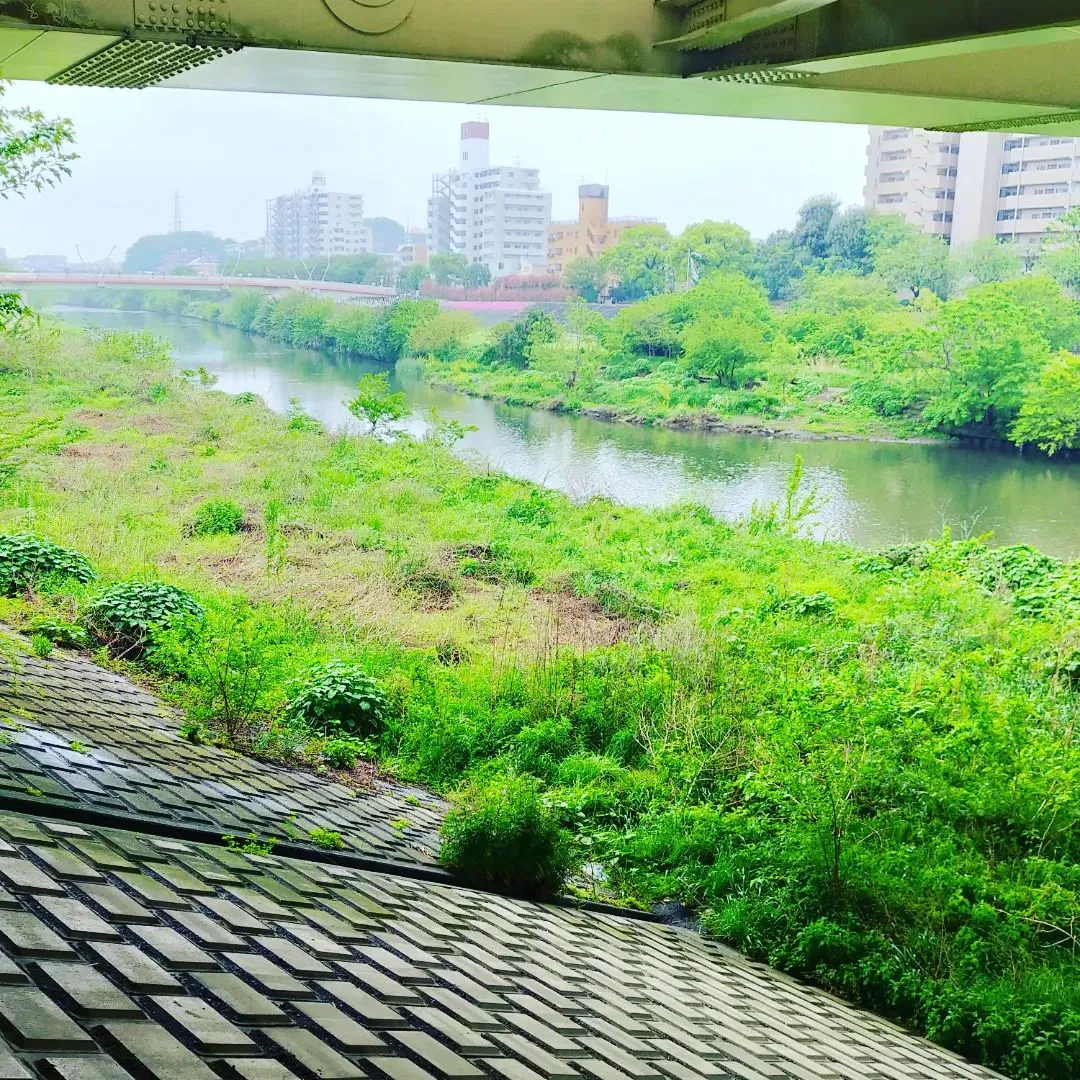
[1,82,868,262]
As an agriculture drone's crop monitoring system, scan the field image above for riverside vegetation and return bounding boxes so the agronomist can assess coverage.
[58,194,1080,454]
[3,318,1080,1077]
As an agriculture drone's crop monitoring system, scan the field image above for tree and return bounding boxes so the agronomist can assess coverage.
[462,262,492,288]
[825,207,875,274]
[345,372,408,434]
[670,220,754,284]
[1037,207,1080,292]
[682,315,770,387]
[125,231,230,274]
[1,86,77,329]
[563,257,606,302]
[752,230,810,300]
[1009,350,1080,454]
[485,307,558,368]
[874,232,952,299]
[600,225,672,300]
[397,263,429,293]
[957,237,1021,285]
[365,217,407,253]
[793,195,840,261]
[1,86,76,198]
[921,287,1053,436]
[429,252,468,286]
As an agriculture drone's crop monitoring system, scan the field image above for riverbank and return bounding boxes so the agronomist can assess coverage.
[3,319,1080,1078]
[422,372,948,444]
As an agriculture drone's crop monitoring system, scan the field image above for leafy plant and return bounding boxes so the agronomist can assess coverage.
[85,580,203,656]
[346,372,407,435]
[322,737,374,770]
[0,533,96,596]
[308,826,345,850]
[189,498,245,537]
[25,616,89,649]
[439,775,576,899]
[29,634,52,658]
[284,661,387,738]
[223,832,277,856]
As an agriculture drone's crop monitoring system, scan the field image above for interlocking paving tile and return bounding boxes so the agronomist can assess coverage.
[0,650,443,867]
[0,807,1006,1080]
[0,647,1010,1080]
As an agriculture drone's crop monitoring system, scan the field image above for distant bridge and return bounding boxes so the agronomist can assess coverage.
[2,273,397,301]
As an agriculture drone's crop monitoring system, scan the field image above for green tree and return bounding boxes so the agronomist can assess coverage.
[485,307,558,368]
[430,252,468,286]
[601,224,672,300]
[365,217,406,253]
[1,85,77,328]
[874,231,952,299]
[1037,207,1080,291]
[1,85,77,198]
[752,230,810,300]
[325,253,387,283]
[124,231,230,273]
[670,220,754,284]
[1009,350,1080,454]
[682,315,770,387]
[462,262,492,288]
[825,207,875,273]
[397,263,429,293]
[345,372,408,434]
[922,287,1053,435]
[957,237,1021,285]
[563,257,606,302]
[793,195,840,261]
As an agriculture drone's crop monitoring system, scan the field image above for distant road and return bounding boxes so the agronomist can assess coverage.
[2,272,398,300]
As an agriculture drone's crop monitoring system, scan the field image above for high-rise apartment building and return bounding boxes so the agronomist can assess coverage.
[426,123,551,278]
[265,172,372,261]
[865,128,1080,248]
[547,184,663,275]
[864,127,960,239]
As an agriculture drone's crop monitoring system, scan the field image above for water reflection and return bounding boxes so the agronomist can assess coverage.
[57,308,1080,557]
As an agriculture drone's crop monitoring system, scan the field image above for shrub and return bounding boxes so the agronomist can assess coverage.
[25,616,89,650]
[438,775,575,899]
[284,661,387,738]
[0,534,96,596]
[85,581,204,656]
[322,736,375,770]
[190,498,245,537]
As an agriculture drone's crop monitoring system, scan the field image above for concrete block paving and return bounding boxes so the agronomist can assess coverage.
[0,649,1008,1080]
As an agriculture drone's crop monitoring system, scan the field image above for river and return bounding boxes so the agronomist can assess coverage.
[56,307,1080,558]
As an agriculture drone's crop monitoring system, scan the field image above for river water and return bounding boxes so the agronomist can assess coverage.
[57,308,1080,558]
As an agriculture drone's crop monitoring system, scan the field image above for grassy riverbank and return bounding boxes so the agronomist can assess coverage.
[35,271,1080,452]
[3,321,1080,1077]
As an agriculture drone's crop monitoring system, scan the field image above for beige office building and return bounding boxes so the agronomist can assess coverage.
[865,128,1080,249]
[547,184,663,275]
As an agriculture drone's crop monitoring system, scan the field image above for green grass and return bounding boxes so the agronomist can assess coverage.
[3,321,1080,1078]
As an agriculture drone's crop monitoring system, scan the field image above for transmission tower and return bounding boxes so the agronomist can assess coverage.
[172,191,183,233]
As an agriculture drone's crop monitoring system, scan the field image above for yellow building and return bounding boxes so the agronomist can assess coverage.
[547,185,663,275]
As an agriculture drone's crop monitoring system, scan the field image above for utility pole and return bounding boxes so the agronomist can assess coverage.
[172,191,183,234]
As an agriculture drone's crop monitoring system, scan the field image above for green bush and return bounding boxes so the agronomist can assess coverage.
[322,736,375,770]
[0,533,96,596]
[284,661,387,738]
[85,581,204,655]
[25,616,89,650]
[190,498,245,537]
[438,775,575,899]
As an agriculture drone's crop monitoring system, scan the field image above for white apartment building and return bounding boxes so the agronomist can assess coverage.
[265,172,372,261]
[426,122,551,278]
[866,128,1080,248]
[864,127,960,238]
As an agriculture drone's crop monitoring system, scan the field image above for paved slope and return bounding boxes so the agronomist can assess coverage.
[0,811,1003,1080]
[0,650,442,867]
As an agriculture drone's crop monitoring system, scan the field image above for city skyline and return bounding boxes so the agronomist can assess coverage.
[0,83,866,262]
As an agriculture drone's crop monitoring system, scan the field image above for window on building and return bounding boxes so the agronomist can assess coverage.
[1000,186,1018,198]
[997,209,1017,221]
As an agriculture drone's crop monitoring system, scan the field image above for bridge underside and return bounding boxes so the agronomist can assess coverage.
[4,1,1080,132]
